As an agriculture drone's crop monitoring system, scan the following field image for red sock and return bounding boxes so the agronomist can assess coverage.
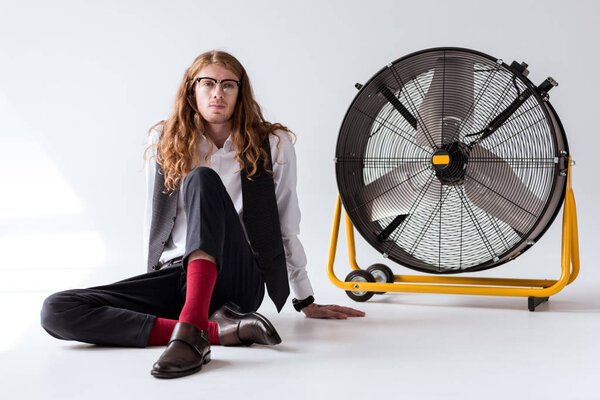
[147,318,220,345]
[147,317,177,346]
[208,320,220,345]
[178,258,217,331]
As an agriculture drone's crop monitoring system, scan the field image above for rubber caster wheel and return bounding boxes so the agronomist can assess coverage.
[366,264,394,294]
[345,270,375,302]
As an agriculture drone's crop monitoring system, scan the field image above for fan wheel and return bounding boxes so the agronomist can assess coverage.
[344,270,375,302]
[366,263,394,294]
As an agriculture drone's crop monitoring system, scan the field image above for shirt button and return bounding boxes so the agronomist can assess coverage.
[161,240,166,245]
[172,216,176,221]
[152,265,158,271]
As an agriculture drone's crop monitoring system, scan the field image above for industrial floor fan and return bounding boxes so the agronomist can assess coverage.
[328,47,579,311]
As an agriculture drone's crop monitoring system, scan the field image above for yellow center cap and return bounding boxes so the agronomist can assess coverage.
[432,154,450,165]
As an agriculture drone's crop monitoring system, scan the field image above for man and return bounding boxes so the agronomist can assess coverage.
[40,50,364,379]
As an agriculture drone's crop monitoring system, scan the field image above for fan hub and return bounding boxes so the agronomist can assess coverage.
[432,142,469,185]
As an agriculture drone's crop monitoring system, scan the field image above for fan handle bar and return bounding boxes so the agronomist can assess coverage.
[326,158,579,305]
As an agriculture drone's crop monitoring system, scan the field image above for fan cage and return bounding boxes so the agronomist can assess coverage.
[335,47,569,274]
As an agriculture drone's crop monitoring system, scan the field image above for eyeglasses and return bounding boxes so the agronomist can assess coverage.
[195,77,240,94]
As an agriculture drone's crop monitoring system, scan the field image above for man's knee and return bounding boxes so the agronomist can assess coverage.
[183,167,224,195]
[40,290,80,339]
[184,166,220,185]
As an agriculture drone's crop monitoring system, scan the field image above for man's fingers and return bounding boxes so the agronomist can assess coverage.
[306,304,365,319]
[326,305,366,317]
[340,307,366,317]
[313,307,346,319]
[327,311,348,319]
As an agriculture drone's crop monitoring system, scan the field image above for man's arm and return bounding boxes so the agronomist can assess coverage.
[142,128,160,269]
[271,131,365,319]
[270,131,314,300]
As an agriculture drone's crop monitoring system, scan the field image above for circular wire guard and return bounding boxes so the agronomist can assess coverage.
[335,48,568,274]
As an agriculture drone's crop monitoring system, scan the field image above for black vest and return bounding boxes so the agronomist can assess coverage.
[147,138,290,312]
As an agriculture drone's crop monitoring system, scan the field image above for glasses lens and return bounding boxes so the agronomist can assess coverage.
[197,78,216,91]
[221,80,239,93]
[197,78,238,94]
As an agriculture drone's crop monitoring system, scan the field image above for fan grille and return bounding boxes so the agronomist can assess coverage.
[335,48,568,274]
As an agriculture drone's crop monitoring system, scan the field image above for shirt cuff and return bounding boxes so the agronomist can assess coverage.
[290,276,314,300]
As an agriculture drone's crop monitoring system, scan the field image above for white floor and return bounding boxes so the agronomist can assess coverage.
[2,279,599,400]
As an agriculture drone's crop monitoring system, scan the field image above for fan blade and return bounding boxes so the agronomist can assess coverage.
[377,214,408,241]
[356,162,440,221]
[464,145,543,235]
[416,57,475,148]
[380,86,417,129]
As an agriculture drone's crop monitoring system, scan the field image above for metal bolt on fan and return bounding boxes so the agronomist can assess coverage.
[326,47,580,311]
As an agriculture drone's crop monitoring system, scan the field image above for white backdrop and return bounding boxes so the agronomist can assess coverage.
[1,0,598,310]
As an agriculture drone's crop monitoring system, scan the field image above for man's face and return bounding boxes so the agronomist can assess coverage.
[194,64,240,126]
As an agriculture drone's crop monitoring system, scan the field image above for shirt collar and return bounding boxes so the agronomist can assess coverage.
[200,134,234,152]
[223,135,233,152]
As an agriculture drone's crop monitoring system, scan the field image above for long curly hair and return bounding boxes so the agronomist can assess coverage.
[143,50,294,195]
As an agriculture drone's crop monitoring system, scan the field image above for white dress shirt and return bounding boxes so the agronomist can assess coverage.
[143,126,314,300]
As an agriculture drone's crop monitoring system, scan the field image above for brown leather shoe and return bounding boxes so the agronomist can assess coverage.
[151,322,211,379]
[210,302,282,346]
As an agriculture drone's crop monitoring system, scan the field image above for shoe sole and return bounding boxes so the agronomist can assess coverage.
[151,351,211,379]
[223,303,282,346]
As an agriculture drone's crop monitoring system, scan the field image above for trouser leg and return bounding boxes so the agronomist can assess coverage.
[181,166,265,315]
[40,166,266,348]
[40,265,185,347]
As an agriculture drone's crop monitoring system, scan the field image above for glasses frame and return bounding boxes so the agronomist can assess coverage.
[194,77,241,94]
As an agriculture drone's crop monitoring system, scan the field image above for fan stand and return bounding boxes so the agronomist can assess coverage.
[327,159,580,311]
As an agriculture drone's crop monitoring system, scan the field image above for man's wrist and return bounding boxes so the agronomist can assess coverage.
[302,303,319,313]
[292,295,315,312]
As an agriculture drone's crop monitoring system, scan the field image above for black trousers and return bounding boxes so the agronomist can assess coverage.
[40,167,265,348]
